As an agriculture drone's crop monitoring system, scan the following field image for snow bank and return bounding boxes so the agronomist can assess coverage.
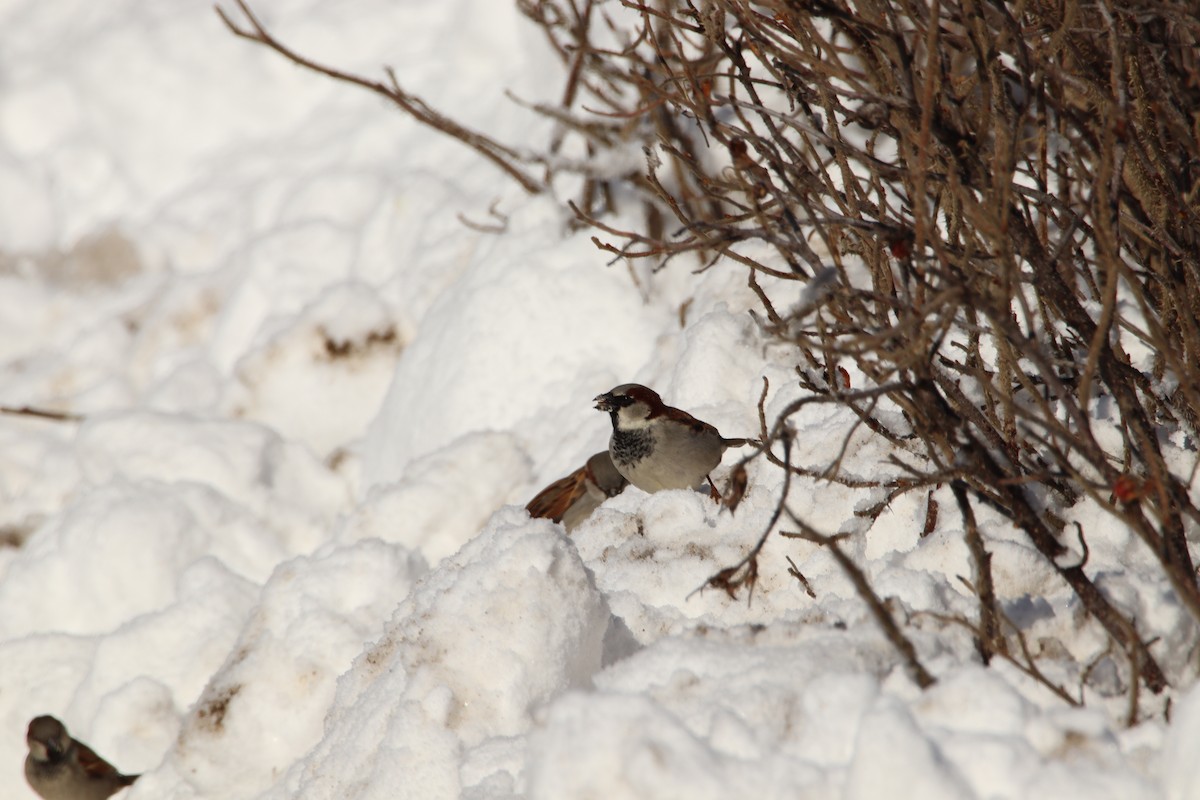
[267,511,611,798]
[151,539,426,798]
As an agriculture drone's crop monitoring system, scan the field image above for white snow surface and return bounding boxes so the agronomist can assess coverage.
[0,0,1195,798]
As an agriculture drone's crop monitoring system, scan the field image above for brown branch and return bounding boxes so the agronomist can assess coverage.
[923,607,1081,708]
[0,405,83,423]
[950,480,1004,663]
[215,0,543,194]
[783,524,936,689]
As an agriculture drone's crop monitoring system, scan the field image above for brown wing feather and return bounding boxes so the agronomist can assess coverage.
[652,399,758,447]
[652,403,720,434]
[526,468,588,523]
[75,741,121,780]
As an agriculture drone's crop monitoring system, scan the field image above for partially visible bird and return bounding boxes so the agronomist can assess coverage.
[526,451,628,531]
[24,715,139,800]
[594,384,754,494]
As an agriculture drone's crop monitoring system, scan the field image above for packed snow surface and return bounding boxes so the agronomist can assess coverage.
[1,0,1198,798]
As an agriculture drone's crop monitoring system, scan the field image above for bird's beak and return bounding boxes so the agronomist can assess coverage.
[594,393,615,412]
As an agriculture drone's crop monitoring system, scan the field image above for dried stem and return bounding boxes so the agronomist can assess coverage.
[783,524,936,689]
[215,0,543,194]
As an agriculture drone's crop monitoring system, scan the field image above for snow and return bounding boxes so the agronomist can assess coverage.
[0,0,1195,798]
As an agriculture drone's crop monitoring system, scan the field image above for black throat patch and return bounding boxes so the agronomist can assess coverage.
[611,427,654,466]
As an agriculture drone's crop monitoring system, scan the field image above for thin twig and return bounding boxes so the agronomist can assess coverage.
[783,523,936,689]
[0,405,83,423]
[215,0,543,194]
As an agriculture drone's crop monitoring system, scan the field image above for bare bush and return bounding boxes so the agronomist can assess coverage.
[517,0,1200,703]
[220,0,1200,711]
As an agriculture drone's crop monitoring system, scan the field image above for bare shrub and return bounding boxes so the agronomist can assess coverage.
[219,0,1200,711]
[518,0,1200,704]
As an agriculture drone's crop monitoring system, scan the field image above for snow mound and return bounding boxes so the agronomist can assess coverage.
[270,510,612,798]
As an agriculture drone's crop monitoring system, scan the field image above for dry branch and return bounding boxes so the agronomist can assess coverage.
[514,0,1194,699]
[951,480,1003,663]
[783,525,936,689]
[0,405,83,423]
[215,0,543,194]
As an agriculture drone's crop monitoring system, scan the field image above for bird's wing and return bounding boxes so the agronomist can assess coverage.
[656,404,720,436]
[75,742,121,780]
[526,468,588,523]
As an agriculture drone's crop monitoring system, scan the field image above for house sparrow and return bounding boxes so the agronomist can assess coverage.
[24,715,138,800]
[526,451,628,531]
[594,384,754,493]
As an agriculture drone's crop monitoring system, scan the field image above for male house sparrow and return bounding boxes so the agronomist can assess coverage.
[25,715,138,800]
[594,384,754,493]
[526,451,628,531]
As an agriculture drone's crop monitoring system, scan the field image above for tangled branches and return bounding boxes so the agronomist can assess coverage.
[219,0,1200,708]
[519,0,1200,701]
